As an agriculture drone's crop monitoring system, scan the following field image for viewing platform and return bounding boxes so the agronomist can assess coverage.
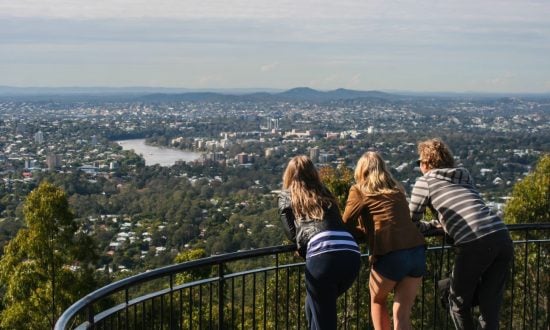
[56,224,549,329]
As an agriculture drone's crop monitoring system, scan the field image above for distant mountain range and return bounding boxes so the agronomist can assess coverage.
[0,86,548,102]
[0,86,407,102]
[0,86,282,95]
[138,87,405,103]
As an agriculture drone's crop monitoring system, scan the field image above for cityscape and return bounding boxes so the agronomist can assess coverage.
[0,89,548,275]
[2,0,550,327]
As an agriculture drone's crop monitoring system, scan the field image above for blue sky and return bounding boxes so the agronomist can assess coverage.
[1,0,549,92]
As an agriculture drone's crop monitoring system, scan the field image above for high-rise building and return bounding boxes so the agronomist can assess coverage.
[34,131,44,144]
[196,140,205,150]
[367,126,375,134]
[237,153,249,164]
[319,153,335,164]
[265,147,281,158]
[265,118,280,130]
[273,118,279,129]
[46,154,62,170]
[310,147,320,162]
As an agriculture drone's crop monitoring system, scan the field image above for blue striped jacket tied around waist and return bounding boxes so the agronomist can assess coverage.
[306,230,360,259]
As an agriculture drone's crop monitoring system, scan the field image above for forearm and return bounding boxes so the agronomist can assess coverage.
[278,191,297,241]
[409,178,436,233]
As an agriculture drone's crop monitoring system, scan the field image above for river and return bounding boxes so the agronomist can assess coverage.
[116,139,201,167]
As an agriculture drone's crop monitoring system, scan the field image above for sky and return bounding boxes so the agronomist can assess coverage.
[1,0,550,93]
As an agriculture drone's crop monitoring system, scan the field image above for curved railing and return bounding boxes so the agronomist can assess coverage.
[56,224,550,329]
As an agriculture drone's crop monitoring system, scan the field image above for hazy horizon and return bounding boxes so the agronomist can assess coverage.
[0,86,550,98]
[2,0,550,93]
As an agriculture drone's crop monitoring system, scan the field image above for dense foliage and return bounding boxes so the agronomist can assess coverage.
[504,154,550,225]
[0,182,99,329]
[0,94,548,326]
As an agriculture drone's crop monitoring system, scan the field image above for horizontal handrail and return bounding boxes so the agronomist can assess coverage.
[55,223,550,329]
[56,245,296,329]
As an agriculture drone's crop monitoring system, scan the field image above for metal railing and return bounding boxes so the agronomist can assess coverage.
[56,224,550,329]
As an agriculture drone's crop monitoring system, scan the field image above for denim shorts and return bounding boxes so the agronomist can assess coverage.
[373,245,426,282]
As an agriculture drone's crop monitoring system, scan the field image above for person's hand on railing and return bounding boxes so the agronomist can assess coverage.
[422,225,444,237]
[422,226,455,245]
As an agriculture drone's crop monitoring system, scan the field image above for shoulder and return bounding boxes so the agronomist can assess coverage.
[349,184,362,194]
[347,185,364,201]
[389,189,407,201]
[456,167,473,178]
[413,175,429,186]
[278,190,292,210]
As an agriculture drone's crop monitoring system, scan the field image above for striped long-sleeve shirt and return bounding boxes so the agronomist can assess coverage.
[409,167,507,245]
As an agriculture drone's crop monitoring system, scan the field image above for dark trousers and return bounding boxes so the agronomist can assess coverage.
[304,250,361,330]
[449,230,513,330]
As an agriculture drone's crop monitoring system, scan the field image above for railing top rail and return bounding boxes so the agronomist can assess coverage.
[55,223,549,329]
[56,244,296,329]
[506,223,550,230]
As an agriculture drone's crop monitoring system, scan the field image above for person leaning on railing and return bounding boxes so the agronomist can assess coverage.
[409,138,513,330]
[342,151,426,330]
[278,155,361,330]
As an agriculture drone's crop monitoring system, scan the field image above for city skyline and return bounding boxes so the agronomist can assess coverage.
[1,0,550,93]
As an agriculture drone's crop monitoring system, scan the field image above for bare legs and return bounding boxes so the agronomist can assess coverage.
[370,269,395,330]
[393,276,423,329]
[369,269,422,330]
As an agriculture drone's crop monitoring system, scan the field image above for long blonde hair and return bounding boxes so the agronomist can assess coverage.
[283,155,337,220]
[354,152,402,195]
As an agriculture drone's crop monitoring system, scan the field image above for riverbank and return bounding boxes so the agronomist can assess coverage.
[116,139,201,167]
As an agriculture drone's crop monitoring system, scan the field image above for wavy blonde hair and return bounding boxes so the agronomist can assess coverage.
[354,152,402,195]
[283,155,338,220]
[418,138,455,169]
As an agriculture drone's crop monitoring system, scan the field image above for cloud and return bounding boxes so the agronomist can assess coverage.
[1,0,549,91]
[346,74,362,88]
[486,72,516,86]
[2,0,549,23]
[0,0,370,19]
[260,62,279,72]
[197,74,223,86]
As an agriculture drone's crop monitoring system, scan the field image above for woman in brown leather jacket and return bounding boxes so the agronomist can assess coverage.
[343,152,425,330]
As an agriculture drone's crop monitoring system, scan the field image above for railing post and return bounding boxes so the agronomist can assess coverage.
[218,262,224,330]
[87,305,94,330]
[275,253,279,330]
[263,271,268,329]
[509,239,516,328]
[124,287,130,329]
[169,274,174,329]
[523,229,530,329]
[252,273,257,329]
[534,242,541,330]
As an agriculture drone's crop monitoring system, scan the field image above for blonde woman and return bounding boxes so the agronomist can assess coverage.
[279,155,361,330]
[343,152,425,330]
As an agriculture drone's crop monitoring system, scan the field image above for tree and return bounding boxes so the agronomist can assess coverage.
[0,182,98,329]
[319,163,354,211]
[504,154,549,225]
[174,248,210,284]
[503,154,549,329]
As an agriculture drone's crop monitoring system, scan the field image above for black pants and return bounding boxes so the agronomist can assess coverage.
[449,230,513,330]
[305,250,361,330]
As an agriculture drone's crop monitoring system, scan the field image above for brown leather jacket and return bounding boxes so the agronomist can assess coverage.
[342,185,425,256]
